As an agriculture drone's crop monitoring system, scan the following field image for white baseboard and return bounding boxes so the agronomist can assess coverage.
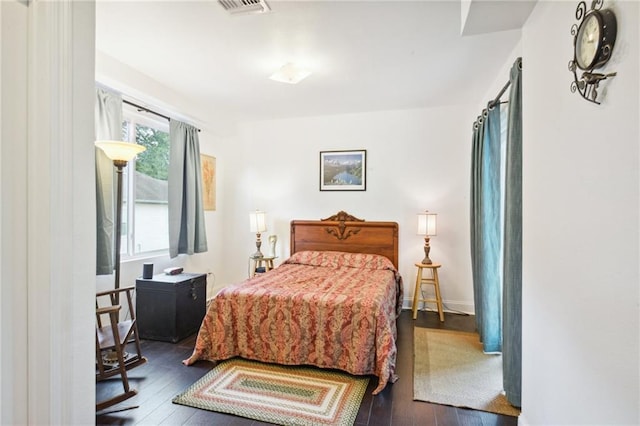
[402,298,474,315]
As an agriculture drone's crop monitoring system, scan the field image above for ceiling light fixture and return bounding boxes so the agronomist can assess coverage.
[269,63,312,84]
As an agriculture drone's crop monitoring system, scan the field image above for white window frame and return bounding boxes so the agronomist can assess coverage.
[121,104,170,260]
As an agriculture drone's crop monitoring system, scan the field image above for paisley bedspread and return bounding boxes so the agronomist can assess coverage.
[187,250,403,394]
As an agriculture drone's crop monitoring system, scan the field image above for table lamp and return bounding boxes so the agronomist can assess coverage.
[249,210,267,258]
[417,211,437,264]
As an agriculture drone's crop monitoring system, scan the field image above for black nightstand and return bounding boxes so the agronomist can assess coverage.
[135,272,207,343]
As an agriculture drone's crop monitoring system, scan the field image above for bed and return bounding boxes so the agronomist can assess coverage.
[183,211,403,394]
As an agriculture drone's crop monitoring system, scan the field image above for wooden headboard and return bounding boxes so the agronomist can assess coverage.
[290,211,399,269]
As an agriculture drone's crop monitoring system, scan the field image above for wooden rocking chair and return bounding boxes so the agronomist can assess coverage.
[96,286,147,412]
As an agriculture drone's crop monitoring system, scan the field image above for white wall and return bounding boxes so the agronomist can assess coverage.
[1,2,29,423]
[217,105,478,312]
[1,1,96,424]
[520,1,639,424]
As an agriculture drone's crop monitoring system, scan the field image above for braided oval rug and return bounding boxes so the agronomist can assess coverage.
[173,358,368,425]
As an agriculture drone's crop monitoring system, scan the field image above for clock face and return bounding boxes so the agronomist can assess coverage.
[575,13,601,70]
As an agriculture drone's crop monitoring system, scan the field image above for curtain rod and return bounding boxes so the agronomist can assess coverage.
[487,57,522,109]
[488,80,510,109]
[123,99,201,132]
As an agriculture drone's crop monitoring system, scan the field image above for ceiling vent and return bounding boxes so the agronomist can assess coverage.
[218,0,270,15]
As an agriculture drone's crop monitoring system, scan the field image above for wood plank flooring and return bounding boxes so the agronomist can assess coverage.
[96,310,518,425]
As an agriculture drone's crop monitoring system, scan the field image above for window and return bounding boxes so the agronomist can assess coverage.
[121,104,170,257]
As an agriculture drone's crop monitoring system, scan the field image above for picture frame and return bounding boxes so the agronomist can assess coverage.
[200,154,216,211]
[319,150,366,191]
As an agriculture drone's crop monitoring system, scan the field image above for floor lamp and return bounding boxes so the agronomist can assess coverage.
[96,141,145,364]
[96,141,146,301]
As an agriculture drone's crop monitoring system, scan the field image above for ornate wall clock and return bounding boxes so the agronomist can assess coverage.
[569,0,618,104]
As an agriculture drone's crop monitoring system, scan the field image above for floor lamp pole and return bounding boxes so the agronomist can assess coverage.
[113,160,126,304]
[103,160,129,363]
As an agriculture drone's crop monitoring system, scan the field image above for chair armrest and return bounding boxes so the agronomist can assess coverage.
[96,305,121,315]
[96,286,135,298]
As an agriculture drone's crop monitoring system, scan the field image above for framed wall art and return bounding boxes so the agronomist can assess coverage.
[200,154,216,211]
[319,149,366,191]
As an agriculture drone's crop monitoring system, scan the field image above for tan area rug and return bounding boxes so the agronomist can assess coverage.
[413,328,520,417]
[173,358,368,426]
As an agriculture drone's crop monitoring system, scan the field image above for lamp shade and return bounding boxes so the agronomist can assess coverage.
[417,211,437,236]
[249,210,267,233]
[95,140,146,162]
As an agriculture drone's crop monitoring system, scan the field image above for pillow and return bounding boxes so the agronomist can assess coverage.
[285,250,396,271]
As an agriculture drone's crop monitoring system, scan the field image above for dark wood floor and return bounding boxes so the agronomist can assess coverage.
[97,310,518,425]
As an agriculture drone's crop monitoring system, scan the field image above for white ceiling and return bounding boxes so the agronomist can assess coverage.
[96,0,535,123]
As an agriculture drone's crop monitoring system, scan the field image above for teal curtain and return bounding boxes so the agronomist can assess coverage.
[95,87,122,275]
[503,57,523,407]
[168,119,208,258]
[470,105,503,353]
